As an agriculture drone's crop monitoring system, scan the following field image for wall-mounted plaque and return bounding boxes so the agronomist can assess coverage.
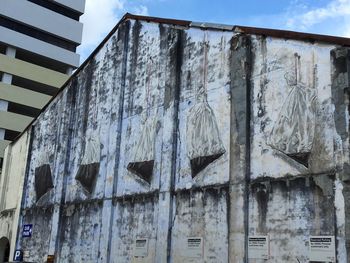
[183,237,203,258]
[309,236,335,262]
[248,236,269,260]
[134,238,148,257]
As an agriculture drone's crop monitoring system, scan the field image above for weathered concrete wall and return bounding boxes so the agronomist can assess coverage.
[250,36,340,178]
[12,17,350,263]
[171,189,229,263]
[59,202,105,262]
[110,197,159,263]
[249,178,335,262]
[249,35,348,263]
[331,47,350,262]
[0,129,30,259]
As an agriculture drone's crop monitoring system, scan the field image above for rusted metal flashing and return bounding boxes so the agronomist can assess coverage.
[124,13,191,27]
[234,25,350,46]
[190,21,234,31]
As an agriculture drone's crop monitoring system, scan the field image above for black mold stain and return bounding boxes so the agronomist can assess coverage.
[257,36,268,123]
[256,186,268,233]
[229,35,251,145]
[127,20,142,115]
[80,59,97,140]
[34,164,54,202]
[251,177,336,241]
[160,24,183,110]
[331,48,350,157]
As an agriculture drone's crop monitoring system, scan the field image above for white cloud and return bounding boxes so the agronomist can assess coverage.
[81,0,123,47]
[77,0,124,62]
[133,5,149,16]
[286,0,350,36]
[77,0,151,63]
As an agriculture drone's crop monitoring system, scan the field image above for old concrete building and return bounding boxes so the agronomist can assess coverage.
[5,14,350,262]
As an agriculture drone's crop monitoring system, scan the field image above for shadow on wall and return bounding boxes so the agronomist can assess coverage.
[0,237,10,263]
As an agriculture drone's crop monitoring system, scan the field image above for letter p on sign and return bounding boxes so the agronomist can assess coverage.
[13,250,23,261]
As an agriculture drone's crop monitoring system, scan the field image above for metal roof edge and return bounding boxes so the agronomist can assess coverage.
[190,21,234,31]
[233,25,350,46]
[123,13,191,27]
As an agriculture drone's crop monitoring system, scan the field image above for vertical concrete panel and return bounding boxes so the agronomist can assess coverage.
[57,202,103,262]
[20,208,53,262]
[154,24,183,262]
[331,47,350,262]
[116,21,164,196]
[228,35,251,262]
[250,36,338,179]
[175,29,231,189]
[171,190,228,263]
[63,59,99,202]
[101,22,131,263]
[109,198,158,263]
[249,178,335,262]
[248,35,346,262]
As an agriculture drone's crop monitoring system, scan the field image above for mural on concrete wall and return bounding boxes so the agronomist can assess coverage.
[250,38,339,179]
[127,58,159,184]
[127,116,157,183]
[75,135,100,194]
[16,18,348,263]
[34,146,54,202]
[268,53,317,168]
[75,83,101,194]
[186,33,225,177]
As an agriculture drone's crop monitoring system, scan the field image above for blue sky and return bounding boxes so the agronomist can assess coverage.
[77,0,350,63]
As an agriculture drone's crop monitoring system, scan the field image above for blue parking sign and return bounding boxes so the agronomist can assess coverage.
[13,249,23,261]
[22,224,33,237]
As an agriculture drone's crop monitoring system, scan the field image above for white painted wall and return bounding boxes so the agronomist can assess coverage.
[0,130,30,259]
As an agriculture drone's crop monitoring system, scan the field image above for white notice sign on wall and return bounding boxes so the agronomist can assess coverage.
[183,237,203,258]
[248,236,269,259]
[309,236,336,262]
[134,238,148,257]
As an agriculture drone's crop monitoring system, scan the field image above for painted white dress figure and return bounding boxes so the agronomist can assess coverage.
[269,53,316,167]
[186,34,225,177]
